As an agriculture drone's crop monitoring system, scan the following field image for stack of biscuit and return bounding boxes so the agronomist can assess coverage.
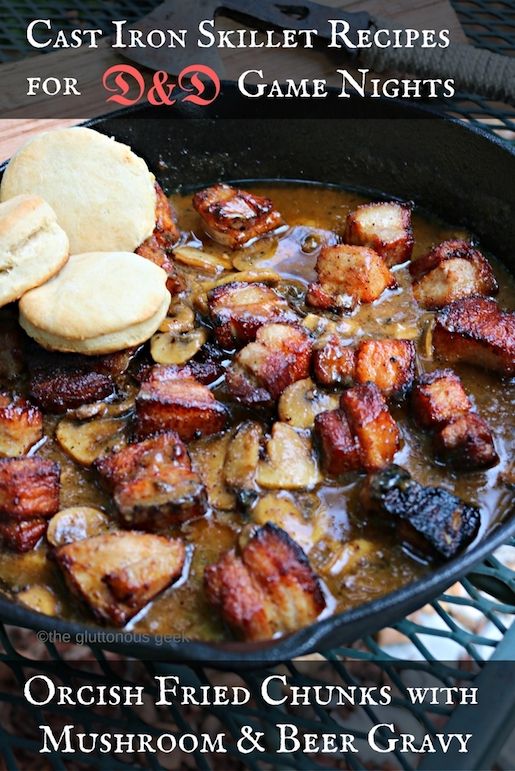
[0,127,172,355]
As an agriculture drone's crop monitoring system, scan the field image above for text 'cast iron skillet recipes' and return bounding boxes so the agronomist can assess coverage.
[0,126,513,642]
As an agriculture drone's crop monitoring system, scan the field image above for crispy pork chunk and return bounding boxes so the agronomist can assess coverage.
[0,458,59,520]
[306,245,396,313]
[193,183,284,249]
[95,432,207,527]
[344,201,413,266]
[207,281,297,349]
[29,356,115,414]
[361,465,480,559]
[314,409,361,474]
[411,369,471,429]
[0,518,47,552]
[136,364,227,441]
[226,323,312,406]
[340,383,400,471]
[433,412,498,469]
[432,297,515,376]
[354,339,416,398]
[56,531,185,626]
[204,523,325,641]
[410,240,498,309]
[312,334,356,387]
[135,182,183,295]
[0,393,43,457]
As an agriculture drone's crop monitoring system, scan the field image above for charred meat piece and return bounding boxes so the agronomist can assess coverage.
[340,383,400,471]
[95,431,207,527]
[433,412,498,469]
[193,184,284,249]
[432,297,515,376]
[135,182,183,295]
[187,342,226,385]
[344,201,413,266]
[56,531,185,626]
[0,458,60,520]
[361,465,480,559]
[410,240,498,310]
[314,409,361,474]
[29,361,115,414]
[136,364,227,441]
[411,369,471,429]
[207,281,297,349]
[306,245,396,313]
[204,523,325,641]
[226,323,312,406]
[0,393,43,457]
[354,339,416,399]
[312,334,356,387]
[0,518,47,552]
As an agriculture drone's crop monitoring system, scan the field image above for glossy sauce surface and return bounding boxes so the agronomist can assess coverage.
[0,182,513,641]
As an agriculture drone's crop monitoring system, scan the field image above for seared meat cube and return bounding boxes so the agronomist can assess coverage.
[0,393,43,457]
[312,334,356,387]
[153,182,180,248]
[188,342,226,385]
[411,369,471,429]
[29,366,115,414]
[0,518,47,552]
[204,523,325,641]
[136,183,183,295]
[361,465,480,559]
[433,412,498,469]
[306,245,396,313]
[340,383,400,471]
[0,321,24,380]
[355,339,416,398]
[56,531,185,626]
[344,201,413,266]
[314,409,360,474]
[226,323,312,405]
[193,184,284,249]
[207,282,297,349]
[432,297,515,376]
[136,365,227,441]
[95,432,207,527]
[0,458,59,519]
[410,240,498,310]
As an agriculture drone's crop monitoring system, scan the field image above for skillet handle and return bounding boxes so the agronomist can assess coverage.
[362,15,515,106]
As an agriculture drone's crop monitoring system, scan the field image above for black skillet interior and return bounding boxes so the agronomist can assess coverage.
[0,89,514,665]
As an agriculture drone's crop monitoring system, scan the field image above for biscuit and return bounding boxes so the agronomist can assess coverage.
[0,194,69,308]
[19,251,170,355]
[1,127,156,254]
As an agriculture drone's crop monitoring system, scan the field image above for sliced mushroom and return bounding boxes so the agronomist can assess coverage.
[189,433,236,511]
[317,538,378,578]
[17,585,59,616]
[55,416,127,466]
[159,302,195,335]
[257,423,321,490]
[174,246,233,274]
[224,421,263,496]
[251,494,317,552]
[47,506,110,548]
[278,378,340,429]
[150,328,208,366]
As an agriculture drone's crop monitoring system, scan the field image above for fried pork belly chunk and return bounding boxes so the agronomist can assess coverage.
[314,409,360,474]
[0,458,59,520]
[136,364,227,441]
[95,432,207,527]
[432,297,515,376]
[410,240,498,310]
[354,339,416,398]
[433,412,498,469]
[56,531,185,626]
[361,465,480,559]
[340,383,400,471]
[0,393,43,457]
[411,369,471,429]
[0,518,47,552]
[226,323,312,406]
[135,182,182,295]
[193,184,284,249]
[204,523,325,641]
[312,334,356,387]
[306,245,396,313]
[207,281,297,349]
[344,201,413,266]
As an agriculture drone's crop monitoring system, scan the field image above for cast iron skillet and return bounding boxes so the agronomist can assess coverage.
[0,89,514,665]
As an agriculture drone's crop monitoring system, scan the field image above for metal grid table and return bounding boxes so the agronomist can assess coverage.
[0,1,514,769]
